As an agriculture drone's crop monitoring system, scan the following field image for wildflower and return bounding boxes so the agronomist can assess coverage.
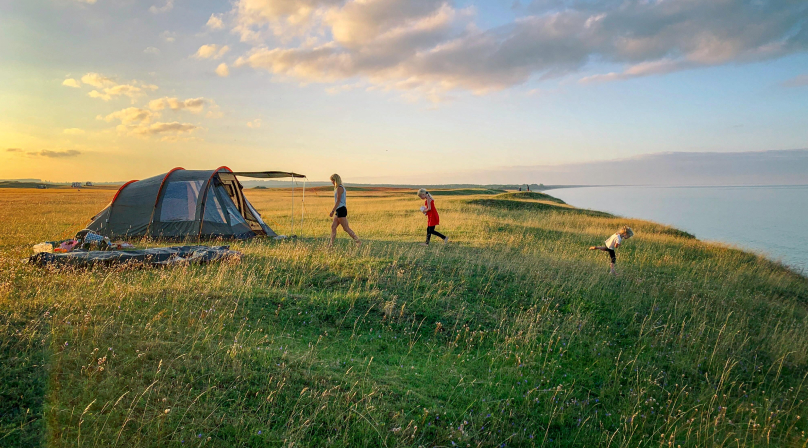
[164,408,171,414]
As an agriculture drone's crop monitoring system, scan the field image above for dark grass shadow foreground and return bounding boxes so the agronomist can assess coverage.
[0,312,47,448]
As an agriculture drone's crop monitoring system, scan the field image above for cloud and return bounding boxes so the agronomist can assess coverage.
[73,73,156,102]
[63,128,86,135]
[88,84,143,102]
[229,0,808,98]
[81,72,116,88]
[194,44,230,59]
[215,63,230,77]
[148,97,208,113]
[781,74,808,88]
[75,0,97,4]
[247,118,261,128]
[161,31,177,42]
[62,78,81,88]
[128,122,201,137]
[6,147,81,157]
[100,107,156,125]
[38,150,82,158]
[207,14,224,30]
[150,0,174,14]
[144,47,161,55]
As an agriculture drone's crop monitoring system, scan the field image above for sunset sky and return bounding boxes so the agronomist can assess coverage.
[1,0,807,183]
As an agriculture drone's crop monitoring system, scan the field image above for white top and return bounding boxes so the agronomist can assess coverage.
[334,185,347,209]
[605,233,622,250]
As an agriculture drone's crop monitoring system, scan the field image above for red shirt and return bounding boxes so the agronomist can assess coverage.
[425,197,440,226]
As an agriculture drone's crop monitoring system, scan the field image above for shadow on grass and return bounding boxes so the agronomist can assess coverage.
[0,317,46,447]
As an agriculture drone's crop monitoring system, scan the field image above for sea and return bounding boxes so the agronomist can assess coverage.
[547,185,808,274]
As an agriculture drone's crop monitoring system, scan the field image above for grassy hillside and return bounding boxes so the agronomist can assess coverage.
[1,187,807,447]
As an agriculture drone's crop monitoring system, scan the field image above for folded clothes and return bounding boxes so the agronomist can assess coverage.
[29,245,242,268]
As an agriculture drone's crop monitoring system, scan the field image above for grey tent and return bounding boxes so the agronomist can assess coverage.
[87,167,305,240]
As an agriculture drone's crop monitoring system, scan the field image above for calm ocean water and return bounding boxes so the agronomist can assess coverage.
[547,185,808,274]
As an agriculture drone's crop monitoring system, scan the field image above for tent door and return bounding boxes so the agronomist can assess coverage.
[217,173,266,235]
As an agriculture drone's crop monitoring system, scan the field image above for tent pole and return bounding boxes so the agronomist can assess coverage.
[301,178,306,239]
[290,178,295,237]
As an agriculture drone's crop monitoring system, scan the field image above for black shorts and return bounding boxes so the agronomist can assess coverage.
[606,248,616,263]
[336,206,348,218]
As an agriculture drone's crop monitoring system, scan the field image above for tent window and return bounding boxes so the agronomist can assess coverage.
[203,189,227,224]
[219,186,246,225]
[160,180,204,222]
[245,199,264,223]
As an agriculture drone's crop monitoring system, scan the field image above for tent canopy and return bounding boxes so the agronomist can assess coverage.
[233,171,306,179]
[87,167,305,240]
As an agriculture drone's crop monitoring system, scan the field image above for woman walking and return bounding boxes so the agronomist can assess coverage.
[329,174,361,247]
[417,188,449,245]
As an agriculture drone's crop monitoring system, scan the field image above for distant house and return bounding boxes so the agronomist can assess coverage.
[71,182,82,188]
[85,181,93,186]
[37,184,47,189]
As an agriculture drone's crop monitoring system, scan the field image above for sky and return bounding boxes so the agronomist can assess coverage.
[1,0,807,184]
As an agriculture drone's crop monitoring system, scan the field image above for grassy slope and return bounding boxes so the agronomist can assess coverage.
[1,187,807,447]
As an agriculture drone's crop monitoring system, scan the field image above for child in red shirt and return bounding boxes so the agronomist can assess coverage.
[417,189,449,245]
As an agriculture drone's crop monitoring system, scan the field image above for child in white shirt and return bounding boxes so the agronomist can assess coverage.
[589,226,634,275]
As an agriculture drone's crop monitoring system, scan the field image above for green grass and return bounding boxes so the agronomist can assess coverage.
[1,187,808,447]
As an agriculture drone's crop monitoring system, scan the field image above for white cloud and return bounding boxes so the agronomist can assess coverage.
[63,128,86,135]
[75,73,156,102]
[88,84,143,102]
[81,72,116,88]
[148,97,208,113]
[247,118,261,128]
[229,0,808,99]
[128,122,201,138]
[215,63,230,77]
[62,78,81,88]
[207,14,224,30]
[75,0,97,4]
[144,47,161,55]
[194,44,230,59]
[150,0,174,14]
[100,107,156,125]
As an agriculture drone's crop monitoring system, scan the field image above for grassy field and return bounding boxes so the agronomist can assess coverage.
[2,186,808,447]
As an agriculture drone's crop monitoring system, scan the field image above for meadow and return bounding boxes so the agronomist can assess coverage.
[1,186,808,447]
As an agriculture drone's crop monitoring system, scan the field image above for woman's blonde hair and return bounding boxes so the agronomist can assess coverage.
[621,226,634,238]
[417,188,427,196]
[330,174,343,189]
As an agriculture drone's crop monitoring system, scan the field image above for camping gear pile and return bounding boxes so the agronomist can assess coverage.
[31,229,135,254]
[29,245,242,267]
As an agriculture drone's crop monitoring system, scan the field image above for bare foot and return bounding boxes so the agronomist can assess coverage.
[443,237,449,245]
[419,242,429,246]
[355,240,362,246]
[588,246,596,250]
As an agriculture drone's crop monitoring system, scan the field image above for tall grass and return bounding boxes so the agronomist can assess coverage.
[1,187,807,447]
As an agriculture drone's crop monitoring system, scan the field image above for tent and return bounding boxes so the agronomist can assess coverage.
[87,167,305,240]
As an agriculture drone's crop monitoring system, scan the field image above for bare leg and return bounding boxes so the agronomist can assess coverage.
[330,217,339,247]
[610,262,616,276]
[338,217,361,245]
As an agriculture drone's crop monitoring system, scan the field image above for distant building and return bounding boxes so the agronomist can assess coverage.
[71,182,82,188]
[85,181,93,186]
[37,184,47,189]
